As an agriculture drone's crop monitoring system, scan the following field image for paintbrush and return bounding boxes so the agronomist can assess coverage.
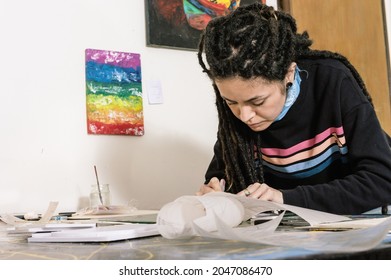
[94,165,104,205]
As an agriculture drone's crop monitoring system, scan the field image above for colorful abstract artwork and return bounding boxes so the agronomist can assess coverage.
[85,49,144,136]
[145,0,265,50]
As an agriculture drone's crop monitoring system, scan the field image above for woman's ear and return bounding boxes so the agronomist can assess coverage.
[285,62,297,83]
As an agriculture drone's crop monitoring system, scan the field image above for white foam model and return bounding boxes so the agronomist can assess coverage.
[157,193,245,239]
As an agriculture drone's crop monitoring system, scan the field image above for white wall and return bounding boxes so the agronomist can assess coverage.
[0,0,390,215]
[0,0,218,214]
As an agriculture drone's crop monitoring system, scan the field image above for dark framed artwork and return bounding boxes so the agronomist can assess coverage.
[145,0,274,51]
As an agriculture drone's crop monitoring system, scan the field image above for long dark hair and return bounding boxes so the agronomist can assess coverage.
[197,3,372,193]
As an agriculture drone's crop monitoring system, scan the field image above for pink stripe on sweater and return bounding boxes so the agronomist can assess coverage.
[262,135,346,165]
[262,127,345,157]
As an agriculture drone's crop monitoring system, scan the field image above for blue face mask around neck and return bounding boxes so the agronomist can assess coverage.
[274,66,302,122]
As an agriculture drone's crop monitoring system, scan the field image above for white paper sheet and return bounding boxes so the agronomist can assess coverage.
[160,193,391,253]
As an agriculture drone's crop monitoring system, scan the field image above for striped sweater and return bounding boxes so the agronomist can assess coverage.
[205,58,391,214]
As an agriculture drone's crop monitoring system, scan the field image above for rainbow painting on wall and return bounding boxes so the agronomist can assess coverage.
[85,49,144,136]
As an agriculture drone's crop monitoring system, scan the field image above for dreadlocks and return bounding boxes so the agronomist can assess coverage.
[197,2,372,194]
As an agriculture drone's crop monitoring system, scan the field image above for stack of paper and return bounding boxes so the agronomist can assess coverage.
[7,222,96,234]
[28,223,159,243]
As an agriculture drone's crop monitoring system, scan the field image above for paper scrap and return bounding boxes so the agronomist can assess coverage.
[146,80,163,104]
[0,201,59,227]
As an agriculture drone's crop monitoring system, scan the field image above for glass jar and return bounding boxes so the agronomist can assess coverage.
[89,184,111,207]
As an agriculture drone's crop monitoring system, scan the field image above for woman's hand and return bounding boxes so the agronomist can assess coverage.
[196,177,225,196]
[237,182,283,203]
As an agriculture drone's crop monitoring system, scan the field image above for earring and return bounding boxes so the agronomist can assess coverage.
[286,82,293,89]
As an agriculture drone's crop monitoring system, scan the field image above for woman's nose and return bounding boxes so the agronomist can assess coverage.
[239,105,255,123]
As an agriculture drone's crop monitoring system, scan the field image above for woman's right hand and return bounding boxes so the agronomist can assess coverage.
[196,177,225,196]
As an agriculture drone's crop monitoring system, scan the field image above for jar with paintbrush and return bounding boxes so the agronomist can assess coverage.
[90,165,111,207]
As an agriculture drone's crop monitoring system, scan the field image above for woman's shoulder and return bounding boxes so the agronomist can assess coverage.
[298,57,350,74]
[297,57,357,86]
[297,57,368,106]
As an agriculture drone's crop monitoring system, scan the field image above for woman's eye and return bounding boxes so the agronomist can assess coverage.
[253,100,265,106]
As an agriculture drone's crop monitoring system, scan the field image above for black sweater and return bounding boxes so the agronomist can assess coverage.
[205,58,391,215]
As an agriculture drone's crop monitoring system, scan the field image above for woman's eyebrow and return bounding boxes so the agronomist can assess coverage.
[221,96,236,102]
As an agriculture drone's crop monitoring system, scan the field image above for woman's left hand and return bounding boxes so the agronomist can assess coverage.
[237,182,283,204]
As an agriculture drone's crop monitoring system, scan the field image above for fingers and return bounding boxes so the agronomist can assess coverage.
[208,177,223,191]
[238,183,283,203]
[195,190,204,196]
[252,183,273,200]
[196,185,215,196]
[219,178,226,192]
[196,177,225,196]
[238,182,263,197]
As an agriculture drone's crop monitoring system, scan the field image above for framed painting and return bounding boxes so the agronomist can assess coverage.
[145,0,276,51]
[85,49,144,136]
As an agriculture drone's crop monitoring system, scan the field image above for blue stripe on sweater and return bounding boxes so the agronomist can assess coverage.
[263,145,348,177]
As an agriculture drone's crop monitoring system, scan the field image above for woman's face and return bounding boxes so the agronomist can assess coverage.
[215,77,286,132]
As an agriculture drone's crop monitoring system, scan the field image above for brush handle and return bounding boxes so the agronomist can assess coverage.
[94,165,104,205]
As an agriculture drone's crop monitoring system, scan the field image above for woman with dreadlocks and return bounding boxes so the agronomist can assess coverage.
[196,3,391,215]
